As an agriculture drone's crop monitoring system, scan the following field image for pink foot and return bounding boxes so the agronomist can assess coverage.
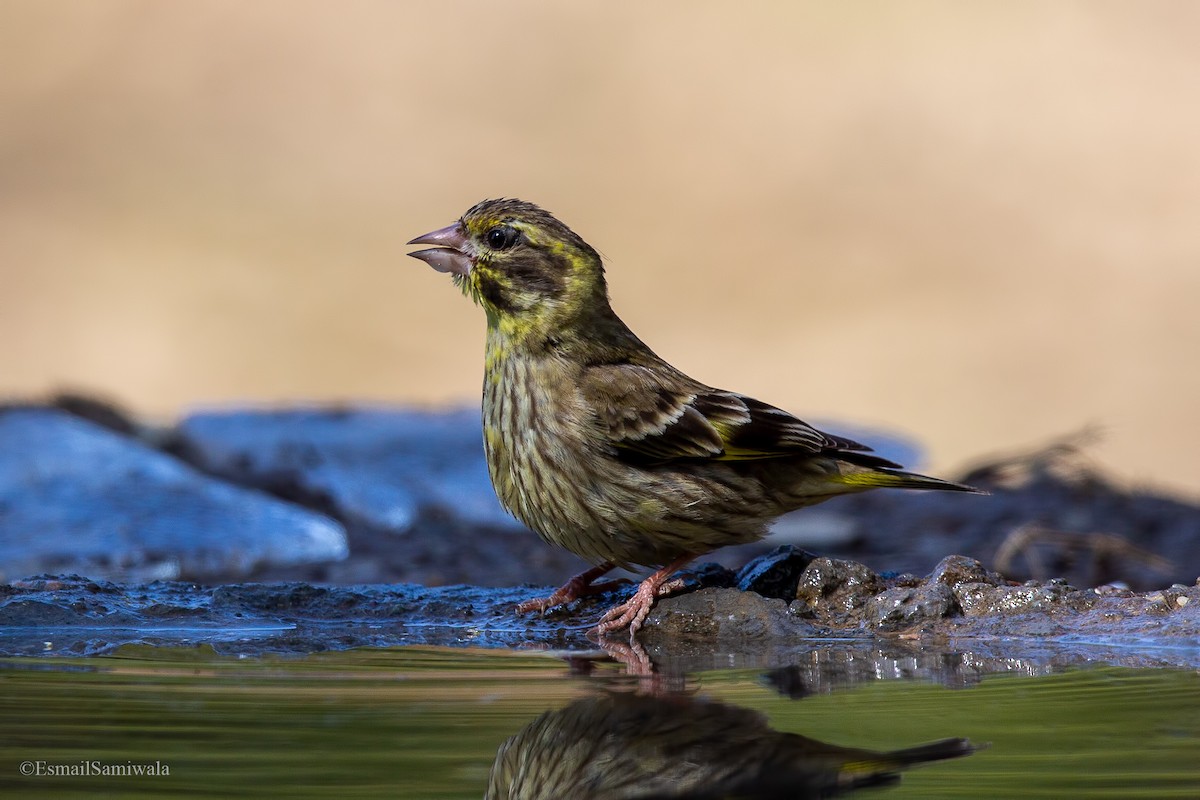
[516,562,616,614]
[590,555,694,638]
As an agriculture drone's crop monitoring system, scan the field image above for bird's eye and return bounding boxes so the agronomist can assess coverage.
[486,226,518,250]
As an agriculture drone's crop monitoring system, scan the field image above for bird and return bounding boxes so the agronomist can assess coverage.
[408,198,981,637]
[485,691,977,799]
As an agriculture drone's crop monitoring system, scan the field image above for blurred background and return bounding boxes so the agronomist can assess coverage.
[2,1,1198,497]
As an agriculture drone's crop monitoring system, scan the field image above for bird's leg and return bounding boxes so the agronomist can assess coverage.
[591,555,695,638]
[516,562,617,614]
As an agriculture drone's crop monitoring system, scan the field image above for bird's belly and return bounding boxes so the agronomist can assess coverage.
[484,418,774,566]
[481,354,777,567]
[483,412,641,564]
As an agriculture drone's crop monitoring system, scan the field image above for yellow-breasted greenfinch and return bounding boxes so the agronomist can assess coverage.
[409,199,980,637]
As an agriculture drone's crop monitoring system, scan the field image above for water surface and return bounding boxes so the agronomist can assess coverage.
[2,645,1197,798]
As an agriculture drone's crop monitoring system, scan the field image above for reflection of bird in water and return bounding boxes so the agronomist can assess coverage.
[485,692,976,799]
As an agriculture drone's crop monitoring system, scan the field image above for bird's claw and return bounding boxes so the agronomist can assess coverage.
[515,595,559,615]
[589,559,695,639]
[515,562,618,615]
[590,582,658,637]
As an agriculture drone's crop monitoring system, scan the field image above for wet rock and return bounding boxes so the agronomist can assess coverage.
[956,581,1087,617]
[929,555,1004,589]
[794,558,885,622]
[677,562,737,591]
[735,545,817,599]
[866,582,958,631]
[936,580,1200,643]
[0,409,348,582]
[642,587,806,642]
[925,555,1010,617]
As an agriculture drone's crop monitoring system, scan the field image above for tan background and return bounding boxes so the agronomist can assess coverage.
[2,2,1198,497]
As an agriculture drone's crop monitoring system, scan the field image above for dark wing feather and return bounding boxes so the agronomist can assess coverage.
[581,363,725,460]
[580,362,892,465]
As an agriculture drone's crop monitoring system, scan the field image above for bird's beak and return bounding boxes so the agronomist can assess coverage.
[407,222,473,277]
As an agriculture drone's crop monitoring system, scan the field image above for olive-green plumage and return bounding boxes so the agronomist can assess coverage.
[408,199,980,634]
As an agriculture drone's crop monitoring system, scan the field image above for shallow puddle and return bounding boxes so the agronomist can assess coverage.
[2,645,1198,798]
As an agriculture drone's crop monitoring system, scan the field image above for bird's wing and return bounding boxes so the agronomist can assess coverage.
[581,363,875,463]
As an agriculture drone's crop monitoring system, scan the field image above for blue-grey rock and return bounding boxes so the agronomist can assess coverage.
[176,406,524,535]
[736,545,817,599]
[0,409,347,582]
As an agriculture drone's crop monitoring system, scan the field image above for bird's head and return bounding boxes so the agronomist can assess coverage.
[408,199,610,340]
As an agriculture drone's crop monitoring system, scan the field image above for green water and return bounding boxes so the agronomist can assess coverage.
[1,646,1198,798]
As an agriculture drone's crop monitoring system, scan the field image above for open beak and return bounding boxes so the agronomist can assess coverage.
[407,222,473,277]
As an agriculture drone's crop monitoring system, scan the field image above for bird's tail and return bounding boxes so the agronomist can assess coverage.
[836,468,984,494]
[833,454,986,494]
